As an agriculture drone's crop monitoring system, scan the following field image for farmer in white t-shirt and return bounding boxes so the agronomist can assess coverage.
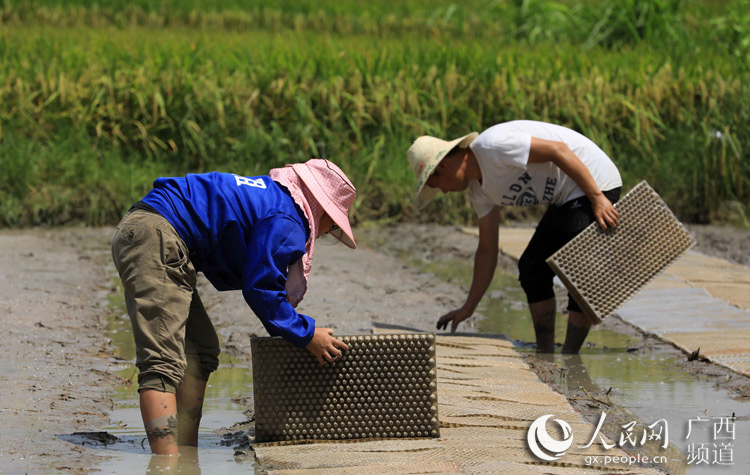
[407,120,622,354]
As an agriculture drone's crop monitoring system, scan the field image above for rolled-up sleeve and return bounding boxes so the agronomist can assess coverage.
[242,215,315,348]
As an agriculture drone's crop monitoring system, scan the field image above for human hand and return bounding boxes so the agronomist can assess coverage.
[436,306,473,333]
[305,327,349,365]
[591,193,619,229]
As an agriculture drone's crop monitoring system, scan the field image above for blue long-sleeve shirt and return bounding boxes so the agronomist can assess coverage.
[141,172,315,347]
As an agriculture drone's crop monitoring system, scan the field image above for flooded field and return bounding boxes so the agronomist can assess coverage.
[3,225,748,473]
[90,282,256,473]
[93,232,750,474]
[90,368,254,474]
[419,256,750,474]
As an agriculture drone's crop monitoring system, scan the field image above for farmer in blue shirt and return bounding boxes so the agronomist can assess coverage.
[111,159,357,454]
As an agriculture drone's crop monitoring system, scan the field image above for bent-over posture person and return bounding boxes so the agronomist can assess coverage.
[407,120,621,354]
[111,159,356,454]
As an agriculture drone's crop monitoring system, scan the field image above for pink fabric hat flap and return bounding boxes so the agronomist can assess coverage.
[291,159,357,249]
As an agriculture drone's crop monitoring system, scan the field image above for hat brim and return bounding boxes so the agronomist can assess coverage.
[412,132,478,209]
[292,163,357,249]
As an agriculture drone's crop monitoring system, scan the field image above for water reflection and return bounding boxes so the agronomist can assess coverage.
[147,447,201,474]
[93,278,255,473]
[419,258,750,473]
[560,354,597,394]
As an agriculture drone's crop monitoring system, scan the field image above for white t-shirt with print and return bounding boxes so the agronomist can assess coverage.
[467,120,622,218]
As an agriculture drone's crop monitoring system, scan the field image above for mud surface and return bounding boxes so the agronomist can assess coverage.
[686,224,750,267]
[0,225,470,472]
[0,228,124,473]
[1,222,748,473]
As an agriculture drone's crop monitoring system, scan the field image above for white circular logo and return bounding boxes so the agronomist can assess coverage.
[527,414,574,461]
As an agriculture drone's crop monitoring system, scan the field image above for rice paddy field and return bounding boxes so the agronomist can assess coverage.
[1,0,748,227]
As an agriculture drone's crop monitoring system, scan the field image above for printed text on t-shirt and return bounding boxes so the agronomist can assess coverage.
[501,173,557,206]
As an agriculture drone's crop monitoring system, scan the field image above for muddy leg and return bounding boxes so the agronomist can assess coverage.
[529,298,556,354]
[562,311,591,354]
[176,373,208,446]
[140,389,179,455]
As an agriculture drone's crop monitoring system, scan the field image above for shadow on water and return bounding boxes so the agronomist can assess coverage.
[69,278,257,474]
[419,258,750,474]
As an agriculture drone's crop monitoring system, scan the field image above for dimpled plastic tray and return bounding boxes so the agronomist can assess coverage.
[546,181,695,324]
[251,333,439,443]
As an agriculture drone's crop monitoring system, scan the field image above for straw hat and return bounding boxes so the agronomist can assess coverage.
[291,159,357,249]
[407,132,478,209]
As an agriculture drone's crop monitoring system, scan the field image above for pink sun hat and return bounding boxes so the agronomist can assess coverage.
[291,159,357,249]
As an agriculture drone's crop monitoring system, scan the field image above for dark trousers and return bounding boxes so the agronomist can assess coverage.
[518,188,621,313]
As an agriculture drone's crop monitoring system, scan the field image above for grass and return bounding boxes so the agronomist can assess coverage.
[0,0,748,228]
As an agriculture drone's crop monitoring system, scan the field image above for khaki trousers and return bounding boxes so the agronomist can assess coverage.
[111,209,220,393]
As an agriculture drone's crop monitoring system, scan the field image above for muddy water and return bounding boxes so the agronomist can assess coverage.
[89,236,749,473]
[91,281,256,473]
[422,258,750,474]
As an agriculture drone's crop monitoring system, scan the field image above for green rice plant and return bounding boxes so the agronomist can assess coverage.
[0,132,169,227]
[583,0,685,49]
[0,0,719,49]
[709,0,750,69]
[0,0,503,40]
[0,1,747,228]
[507,0,577,43]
